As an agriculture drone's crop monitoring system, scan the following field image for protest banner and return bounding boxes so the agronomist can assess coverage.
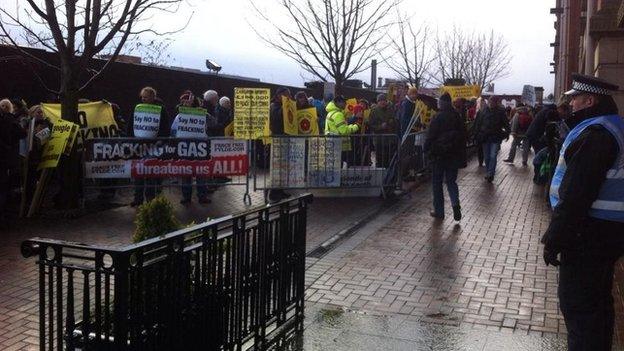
[38,119,78,170]
[234,88,270,139]
[414,99,435,127]
[42,101,120,148]
[340,167,385,187]
[344,98,358,118]
[522,85,536,107]
[84,138,248,178]
[175,107,207,138]
[439,85,481,100]
[133,104,162,138]
[269,138,305,188]
[282,96,299,135]
[307,137,341,187]
[297,107,319,135]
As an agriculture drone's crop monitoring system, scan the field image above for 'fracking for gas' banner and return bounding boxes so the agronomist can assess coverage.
[42,101,120,148]
[84,138,248,179]
[234,88,270,139]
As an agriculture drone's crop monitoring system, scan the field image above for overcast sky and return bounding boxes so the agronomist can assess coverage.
[6,0,557,95]
[154,0,557,95]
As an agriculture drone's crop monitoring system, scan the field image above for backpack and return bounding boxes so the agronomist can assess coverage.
[518,112,533,132]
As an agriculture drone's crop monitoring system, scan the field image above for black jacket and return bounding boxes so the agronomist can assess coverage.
[424,103,467,169]
[525,105,556,143]
[0,113,27,170]
[541,108,624,257]
[474,106,510,143]
[127,98,170,137]
[269,101,284,136]
[210,105,233,136]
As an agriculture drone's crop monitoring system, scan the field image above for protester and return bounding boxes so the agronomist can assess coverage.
[541,73,624,351]
[470,97,488,167]
[311,95,327,132]
[294,91,311,110]
[474,96,510,182]
[525,100,557,154]
[23,105,52,206]
[202,90,219,116]
[369,94,398,168]
[128,87,170,207]
[397,87,418,137]
[171,90,210,205]
[350,102,371,166]
[503,104,533,165]
[424,93,467,220]
[453,97,467,123]
[267,87,293,203]
[213,96,233,136]
[0,103,26,228]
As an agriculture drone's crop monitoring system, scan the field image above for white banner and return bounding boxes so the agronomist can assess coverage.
[175,107,207,138]
[270,138,306,188]
[307,137,341,187]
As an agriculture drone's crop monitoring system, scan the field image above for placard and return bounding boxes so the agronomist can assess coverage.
[234,88,270,139]
[133,104,162,138]
[269,138,305,188]
[307,137,341,187]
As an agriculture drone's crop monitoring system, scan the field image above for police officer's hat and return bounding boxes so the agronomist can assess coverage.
[564,73,619,96]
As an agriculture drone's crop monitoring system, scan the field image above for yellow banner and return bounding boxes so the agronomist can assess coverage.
[42,101,119,148]
[296,107,319,135]
[282,96,298,136]
[439,85,481,100]
[344,98,358,118]
[233,88,270,139]
[38,119,78,170]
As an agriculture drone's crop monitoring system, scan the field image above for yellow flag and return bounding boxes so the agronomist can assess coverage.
[296,107,319,135]
[282,96,298,135]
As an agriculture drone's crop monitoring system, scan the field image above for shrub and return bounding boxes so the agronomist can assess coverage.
[133,196,181,243]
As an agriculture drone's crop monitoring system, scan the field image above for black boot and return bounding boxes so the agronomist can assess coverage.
[452,205,462,221]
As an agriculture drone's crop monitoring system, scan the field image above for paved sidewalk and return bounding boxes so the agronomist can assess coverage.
[302,140,624,350]
[0,185,386,350]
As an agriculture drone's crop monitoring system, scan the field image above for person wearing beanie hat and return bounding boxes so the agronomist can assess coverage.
[541,73,624,351]
[424,92,466,221]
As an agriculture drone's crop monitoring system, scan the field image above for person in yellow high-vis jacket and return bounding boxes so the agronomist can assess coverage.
[325,96,360,154]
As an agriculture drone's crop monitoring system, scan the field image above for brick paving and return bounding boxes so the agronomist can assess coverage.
[304,141,624,348]
[0,185,384,350]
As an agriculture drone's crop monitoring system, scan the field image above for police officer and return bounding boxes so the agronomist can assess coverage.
[542,73,624,351]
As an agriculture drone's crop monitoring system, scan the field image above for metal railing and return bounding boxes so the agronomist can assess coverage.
[252,134,401,192]
[21,194,313,351]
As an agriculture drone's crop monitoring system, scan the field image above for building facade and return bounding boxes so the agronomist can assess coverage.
[552,0,624,109]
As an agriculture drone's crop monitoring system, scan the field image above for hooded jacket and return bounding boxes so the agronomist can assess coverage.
[324,101,359,136]
[424,100,467,169]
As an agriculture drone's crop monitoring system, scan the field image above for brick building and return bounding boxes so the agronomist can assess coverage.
[552,0,624,109]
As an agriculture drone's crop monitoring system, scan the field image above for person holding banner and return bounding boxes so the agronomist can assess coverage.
[325,95,360,166]
[213,96,233,137]
[171,91,211,205]
[129,87,170,207]
[0,106,27,228]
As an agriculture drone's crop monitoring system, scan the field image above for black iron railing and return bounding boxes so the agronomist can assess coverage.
[22,194,313,351]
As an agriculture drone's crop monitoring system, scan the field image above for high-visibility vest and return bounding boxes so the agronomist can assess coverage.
[325,110,354,151]
[550,114,624,222]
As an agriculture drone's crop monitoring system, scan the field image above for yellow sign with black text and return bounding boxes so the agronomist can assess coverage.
[38,119,78,170]
[233,88,270,139]
[439,85,481,100]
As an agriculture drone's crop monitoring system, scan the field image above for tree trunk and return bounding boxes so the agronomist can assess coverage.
[55,62,82,211]
[334,76,345,97]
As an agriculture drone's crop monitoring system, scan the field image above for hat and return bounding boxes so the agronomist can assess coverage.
[564,73,619,96]
[440,93,451,103]
[333,95,346,104]
[376,93,387,102]
[275,87,291,96]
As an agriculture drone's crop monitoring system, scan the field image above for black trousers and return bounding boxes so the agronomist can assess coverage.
[559,249,620,351]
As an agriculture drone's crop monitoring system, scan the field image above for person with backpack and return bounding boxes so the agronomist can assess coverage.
[424,93,467,220]
[504,104,533,165]
[474,96,510,182]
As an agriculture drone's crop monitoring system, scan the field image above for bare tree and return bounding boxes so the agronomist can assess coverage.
[0,0,190,211]
[464,30,511,90]
[432,25,472,85]
[250,0,399,93]
[384,13,434,88]
[433,26,511,91]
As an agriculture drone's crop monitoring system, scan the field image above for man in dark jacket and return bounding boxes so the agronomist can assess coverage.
[474,96,510,182]
[0,110,26,227]
[424,93,467,220]
[542,74,624,351]
[397,87,418,137]
[369,94,398,168]
[524,103,556,153]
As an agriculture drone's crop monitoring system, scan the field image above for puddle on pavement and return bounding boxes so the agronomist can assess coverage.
[275,307,569,351]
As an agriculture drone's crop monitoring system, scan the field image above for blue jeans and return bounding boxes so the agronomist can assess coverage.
[482,142,501,177]
[181,177,208,200]
[431,164,460,216]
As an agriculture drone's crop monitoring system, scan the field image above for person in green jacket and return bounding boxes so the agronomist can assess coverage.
[325,96,360,155]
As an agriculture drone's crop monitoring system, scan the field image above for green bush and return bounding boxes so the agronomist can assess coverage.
[133,196,181,243]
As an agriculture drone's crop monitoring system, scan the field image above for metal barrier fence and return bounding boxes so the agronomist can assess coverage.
[21,194,312,351]
[252,134,402,192]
